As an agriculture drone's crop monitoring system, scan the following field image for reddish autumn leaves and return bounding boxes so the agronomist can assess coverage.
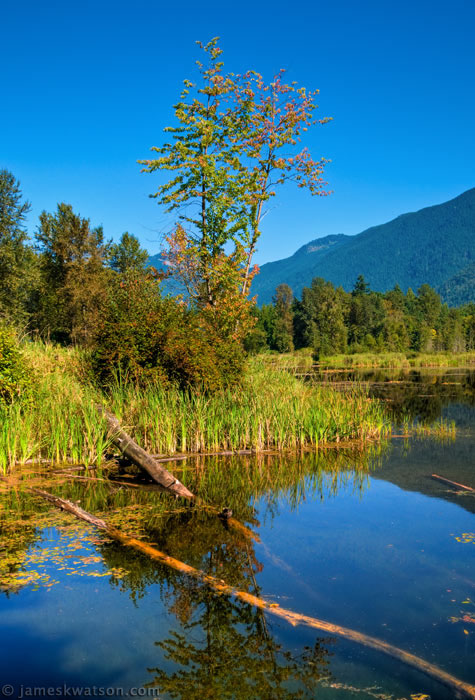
[140,37,332,340]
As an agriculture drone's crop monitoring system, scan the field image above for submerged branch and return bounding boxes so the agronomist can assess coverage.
[31,488,475,700]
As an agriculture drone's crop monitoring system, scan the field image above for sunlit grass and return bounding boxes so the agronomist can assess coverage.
[317,351,475,369]
[0,342,390,473]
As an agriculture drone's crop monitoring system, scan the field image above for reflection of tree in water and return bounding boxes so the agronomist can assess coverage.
[148,590,333,699]
[99,449,376,602]
[313,368,475,423]
[96,455,369,698]
[98,501,336,698]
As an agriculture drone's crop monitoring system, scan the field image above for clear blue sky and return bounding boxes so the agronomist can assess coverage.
[2,0,474,264]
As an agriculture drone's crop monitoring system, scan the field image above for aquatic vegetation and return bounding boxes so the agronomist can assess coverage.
[107,360,389,456]
[452,533,475,544]
[317,351,475,369]
[0,342,389,472]
[401,418,457,441]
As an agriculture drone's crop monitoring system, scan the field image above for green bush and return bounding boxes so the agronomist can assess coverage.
[0,324,31,403]
[91,275,245,392]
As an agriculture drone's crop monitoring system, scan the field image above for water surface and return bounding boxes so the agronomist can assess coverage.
[1,370,474,699]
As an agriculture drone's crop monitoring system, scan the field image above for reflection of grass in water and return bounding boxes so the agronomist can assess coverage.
[0,446,385,594]
[398,416,457,442]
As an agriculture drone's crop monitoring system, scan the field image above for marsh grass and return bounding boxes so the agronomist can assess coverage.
[400,417,457,442]
[317,351,475,369]
[107,357,389,455]
[0,342,390,473]
[0,341,112,473]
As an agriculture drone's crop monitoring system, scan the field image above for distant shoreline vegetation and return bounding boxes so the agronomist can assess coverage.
[246,276,475,360]
[256,348,475,371]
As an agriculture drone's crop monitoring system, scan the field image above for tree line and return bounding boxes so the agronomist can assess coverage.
[247,277,475,357]
[3,37,473,401]
[1,38,335,393]
[0,168,250,392]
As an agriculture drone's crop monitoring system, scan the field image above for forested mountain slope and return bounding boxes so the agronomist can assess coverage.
[251,188,475,305]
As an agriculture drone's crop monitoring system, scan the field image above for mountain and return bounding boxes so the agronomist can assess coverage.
[251,188,475,305]
[247,234,349,304]
[438,262,475,307]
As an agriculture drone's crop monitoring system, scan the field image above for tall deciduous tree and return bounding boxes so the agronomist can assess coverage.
[272,283,294,352]
[139,38,331,336]
[300,278,347,357]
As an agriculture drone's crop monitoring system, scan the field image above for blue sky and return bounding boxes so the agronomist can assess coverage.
[2,0,474,264]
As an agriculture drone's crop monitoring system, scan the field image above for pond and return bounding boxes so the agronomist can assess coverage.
[0,369,474,700]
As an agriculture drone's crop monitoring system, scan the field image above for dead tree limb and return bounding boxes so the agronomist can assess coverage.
[431,474,474,492]
[96,405,195,500]
[31,488,475,700]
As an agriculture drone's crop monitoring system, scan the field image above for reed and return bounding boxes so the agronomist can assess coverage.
[317,351,475,369]
[0,342,390,473]
[107,358,390,455]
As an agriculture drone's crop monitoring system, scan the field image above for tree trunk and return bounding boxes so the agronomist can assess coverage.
[96,405,195,500]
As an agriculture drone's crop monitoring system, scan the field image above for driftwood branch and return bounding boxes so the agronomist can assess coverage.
[96,405,195,500]
[32,488,475,700]
[431,474,475,492]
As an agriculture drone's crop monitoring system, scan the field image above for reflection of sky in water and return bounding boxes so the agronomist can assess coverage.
[0,373,474,699]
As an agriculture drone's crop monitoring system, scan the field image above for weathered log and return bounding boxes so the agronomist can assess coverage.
[431,474,474,492]
[96,405,195,500]
[31,488,475,700]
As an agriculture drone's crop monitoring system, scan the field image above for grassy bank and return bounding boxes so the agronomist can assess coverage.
[0,343,389,472]
[317,351,475,369]
[254,349,475,371]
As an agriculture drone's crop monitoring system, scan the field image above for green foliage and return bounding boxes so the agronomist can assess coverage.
[0,342,389,470]
[0,170,35,324]
[140,37,331,336]
[272,284,294,352]
[0,324,31,403]
[90,274,245,392]
[299,278,347,358]
[109,232,148,275]
[254,277,475,358]
[33,203,111,345]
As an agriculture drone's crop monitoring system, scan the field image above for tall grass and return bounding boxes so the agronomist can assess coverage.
[0,342,111,473]
[107,357,389,454]
[317,351,475,369]
[0,343,390,473]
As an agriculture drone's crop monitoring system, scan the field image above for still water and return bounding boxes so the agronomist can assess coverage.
[0,370,474,700]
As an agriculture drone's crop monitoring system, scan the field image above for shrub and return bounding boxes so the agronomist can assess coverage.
[90,275,245,392]
[0,324,31,403]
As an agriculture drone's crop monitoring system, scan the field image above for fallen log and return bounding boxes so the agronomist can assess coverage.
[96,405,195,500]
[431,474,475,492]
[31,488,475,700]
[95,405,258,541]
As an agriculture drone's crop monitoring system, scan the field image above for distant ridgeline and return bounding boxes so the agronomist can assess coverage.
[250,188,475,306]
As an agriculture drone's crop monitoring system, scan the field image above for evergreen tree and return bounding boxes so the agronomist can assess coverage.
[34,203,111,344]
[109,232,148,276]
[0,170,35,324]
